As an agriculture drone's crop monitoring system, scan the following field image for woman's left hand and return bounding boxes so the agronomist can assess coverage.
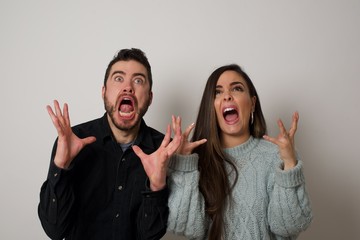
[263,112,299,170]
[172,116,207,155]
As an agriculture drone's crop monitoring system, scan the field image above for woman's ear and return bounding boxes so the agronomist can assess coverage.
[251,96,257,112]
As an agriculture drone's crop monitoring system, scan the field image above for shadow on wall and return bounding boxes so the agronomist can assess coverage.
[299,148,359,240]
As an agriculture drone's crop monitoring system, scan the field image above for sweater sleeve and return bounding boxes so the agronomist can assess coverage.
[166,154,208,240]
[268,158,313,239]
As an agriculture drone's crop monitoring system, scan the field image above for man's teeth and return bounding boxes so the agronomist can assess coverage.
[119,111,133,116]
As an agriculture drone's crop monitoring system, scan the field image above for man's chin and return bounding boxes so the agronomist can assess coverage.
[115,117,140,131]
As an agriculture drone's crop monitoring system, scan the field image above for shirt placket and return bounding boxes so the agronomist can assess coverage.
[112,147,130,236]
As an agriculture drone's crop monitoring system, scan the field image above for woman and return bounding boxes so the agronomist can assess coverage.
[167,64,313,240]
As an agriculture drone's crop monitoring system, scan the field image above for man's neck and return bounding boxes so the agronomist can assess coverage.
[107,117,140,144]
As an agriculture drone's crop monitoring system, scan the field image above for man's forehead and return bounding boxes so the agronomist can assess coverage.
[111,60,147,76]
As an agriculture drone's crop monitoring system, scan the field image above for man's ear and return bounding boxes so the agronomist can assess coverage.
[102,86,105,100]
[149,91,153,106]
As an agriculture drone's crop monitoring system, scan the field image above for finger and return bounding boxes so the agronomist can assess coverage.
[63,103,71,127]
[183,123,195,139]
[82,136,97,146]
[277,119,288,137]
[132,145,146,159]
[166,134,182,156]
[190,139,207,149]
[288,112,299,137]
[46,105,56,120]
[160,124,171,148]
[263,134,278,145]
[171,115,176,131]
[174,116,182,137]
[46,105,64,135]
[54,100,62,117]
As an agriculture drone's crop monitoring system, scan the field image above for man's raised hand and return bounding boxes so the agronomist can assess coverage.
[47,100,96,169]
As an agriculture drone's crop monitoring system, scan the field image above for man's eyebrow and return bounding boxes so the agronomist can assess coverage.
[110,71,146,79]
[132,73,146,79]
[110,70,125,77]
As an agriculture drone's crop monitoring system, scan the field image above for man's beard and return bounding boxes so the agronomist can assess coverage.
[103,95,150,131]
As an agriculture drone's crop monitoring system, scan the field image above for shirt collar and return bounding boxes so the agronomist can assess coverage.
[99,113,156,151]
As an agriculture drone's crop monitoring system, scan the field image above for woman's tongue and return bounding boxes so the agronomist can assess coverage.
[224,111,238,122]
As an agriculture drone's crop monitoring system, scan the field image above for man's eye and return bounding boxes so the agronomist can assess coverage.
[134,78,144,84]
[114,76,123,82]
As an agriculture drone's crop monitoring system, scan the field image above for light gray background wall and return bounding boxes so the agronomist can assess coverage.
[1,0,359,239]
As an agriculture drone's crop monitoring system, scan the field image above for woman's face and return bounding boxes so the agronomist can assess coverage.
[214,70,256,147]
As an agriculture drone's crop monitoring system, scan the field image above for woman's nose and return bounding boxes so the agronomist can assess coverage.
[223,91,232,101]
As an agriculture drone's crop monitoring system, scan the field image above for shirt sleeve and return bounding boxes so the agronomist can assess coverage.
[166,154,208,240]
[268,158,313,239]
[38,142,75,240]
[137,180,169,240]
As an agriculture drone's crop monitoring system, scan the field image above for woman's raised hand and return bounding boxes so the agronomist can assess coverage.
[263,112,299,170]
[172,115,207,155]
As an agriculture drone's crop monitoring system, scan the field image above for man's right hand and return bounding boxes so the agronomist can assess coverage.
[47,100,96,169]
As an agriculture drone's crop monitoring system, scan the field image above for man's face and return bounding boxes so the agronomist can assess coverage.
[102,60,152,131]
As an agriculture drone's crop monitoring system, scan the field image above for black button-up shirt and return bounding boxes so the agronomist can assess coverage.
[38,114,169,240]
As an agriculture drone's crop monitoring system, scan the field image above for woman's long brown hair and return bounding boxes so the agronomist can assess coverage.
[192,64,267,239]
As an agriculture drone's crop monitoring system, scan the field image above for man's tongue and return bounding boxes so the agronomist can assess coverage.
[120,104,134,113]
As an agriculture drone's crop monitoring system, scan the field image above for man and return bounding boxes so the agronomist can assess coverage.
[38,48,181,240]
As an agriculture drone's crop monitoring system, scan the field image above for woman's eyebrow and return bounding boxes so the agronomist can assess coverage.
[216,81,244,88]
[230,81,244,86]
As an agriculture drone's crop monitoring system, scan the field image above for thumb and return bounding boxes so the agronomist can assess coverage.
[82,136,97,146]
[132,145,145,159]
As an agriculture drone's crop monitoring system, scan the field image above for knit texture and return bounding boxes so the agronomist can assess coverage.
[167,137,312,240]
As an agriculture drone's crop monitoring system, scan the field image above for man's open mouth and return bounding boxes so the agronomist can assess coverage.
[119,97,135,117]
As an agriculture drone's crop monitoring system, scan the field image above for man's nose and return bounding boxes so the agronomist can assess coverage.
[122,83,134,93]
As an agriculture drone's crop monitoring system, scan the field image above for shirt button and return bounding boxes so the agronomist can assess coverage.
[52,198,56,203]
[115,213,119,218]
[54,173,58,177]
[121,158,125,162]
[118,185,123,191]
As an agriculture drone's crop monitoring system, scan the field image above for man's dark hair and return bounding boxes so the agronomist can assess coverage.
[103,48,153,90]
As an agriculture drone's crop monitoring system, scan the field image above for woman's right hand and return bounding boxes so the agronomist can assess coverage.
[172,116,207,155]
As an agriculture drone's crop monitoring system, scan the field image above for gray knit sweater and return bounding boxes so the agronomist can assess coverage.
[167,136,313,240]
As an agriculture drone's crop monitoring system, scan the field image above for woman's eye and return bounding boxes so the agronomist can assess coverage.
[233,86,243,92]
[215,89,222,95]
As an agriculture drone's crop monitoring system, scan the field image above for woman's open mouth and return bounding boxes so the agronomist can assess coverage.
[223,107,239,124]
